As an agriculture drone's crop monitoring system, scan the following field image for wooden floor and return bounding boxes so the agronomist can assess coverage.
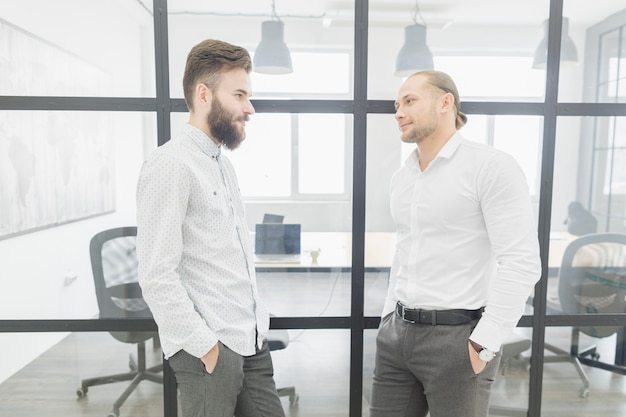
[2,272,626,416]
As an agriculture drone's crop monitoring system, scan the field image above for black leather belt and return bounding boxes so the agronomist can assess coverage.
[395,302,483,325]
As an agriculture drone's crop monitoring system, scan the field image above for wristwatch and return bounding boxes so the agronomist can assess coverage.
[469,340,496,362]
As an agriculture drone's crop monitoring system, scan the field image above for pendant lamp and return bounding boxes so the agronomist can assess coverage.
[253,1,293,74]
[532,17,578,69]
[394,0,434,77]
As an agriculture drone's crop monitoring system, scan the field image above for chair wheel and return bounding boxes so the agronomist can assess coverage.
[579,387,589,398]
[76,387,87,397]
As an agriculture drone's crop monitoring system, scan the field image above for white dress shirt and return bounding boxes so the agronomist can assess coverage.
[136,123,269,359]
[383,132,541,351]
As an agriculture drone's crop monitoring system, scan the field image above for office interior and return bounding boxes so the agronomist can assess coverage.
[1,0,626,416]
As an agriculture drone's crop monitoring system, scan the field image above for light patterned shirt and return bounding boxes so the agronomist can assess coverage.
[383,132,541,352]
[136,123,269,359]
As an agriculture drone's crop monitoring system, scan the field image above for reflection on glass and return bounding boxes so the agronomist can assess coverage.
[553,116,626,234]
[0,332,165,416]
[167,2,354,100]
[542,326,626,415]
[252,52,351,97]
[228,113,351,199]
[1,111,151,321]
[569,6,626,103]
[0,2,154,97]
[271,329,350,415]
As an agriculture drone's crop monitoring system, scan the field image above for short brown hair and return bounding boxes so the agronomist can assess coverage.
[182,39,252,111]
[412,70,468,130]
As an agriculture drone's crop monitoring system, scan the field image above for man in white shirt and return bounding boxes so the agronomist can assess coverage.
[136,39,285,417]
[369,71,541,417]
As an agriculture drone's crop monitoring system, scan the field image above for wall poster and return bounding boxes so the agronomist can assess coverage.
[0,18,114,240]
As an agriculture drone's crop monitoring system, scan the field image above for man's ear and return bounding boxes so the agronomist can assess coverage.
[196,83,212,109]
[440,92,454,113]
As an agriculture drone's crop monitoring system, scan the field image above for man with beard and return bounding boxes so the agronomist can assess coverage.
[369,71,541,417]
[136,39,285,417]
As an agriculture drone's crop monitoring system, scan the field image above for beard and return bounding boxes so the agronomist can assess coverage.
[208,97,248,150]
[401,107,438,144]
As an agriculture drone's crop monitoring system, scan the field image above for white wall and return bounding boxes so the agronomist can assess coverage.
[0,0,150,383]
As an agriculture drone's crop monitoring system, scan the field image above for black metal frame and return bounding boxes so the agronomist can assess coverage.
[3,0,626,416]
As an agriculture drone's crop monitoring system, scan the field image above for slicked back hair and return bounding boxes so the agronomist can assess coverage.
[411,70,468,130]
[183,39,252,112]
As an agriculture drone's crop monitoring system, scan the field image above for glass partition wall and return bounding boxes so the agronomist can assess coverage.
[2,1,626,416]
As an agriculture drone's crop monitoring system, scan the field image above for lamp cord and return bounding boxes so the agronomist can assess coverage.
[412,0,427,26]
[270,0,282,22]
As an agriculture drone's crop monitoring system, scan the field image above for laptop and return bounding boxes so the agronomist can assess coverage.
[254,223,302,263]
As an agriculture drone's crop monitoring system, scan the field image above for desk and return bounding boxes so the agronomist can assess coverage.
[254,232,396,272]
[255,231,572,272]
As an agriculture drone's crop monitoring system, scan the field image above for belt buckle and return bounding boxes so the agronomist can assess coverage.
[400,304,416,324]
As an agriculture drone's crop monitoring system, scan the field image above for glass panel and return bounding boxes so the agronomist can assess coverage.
[252,52,352,97]
[542,326,626,415]
[489,328,532,416]
[551,116,626,238]
[232,113,293,198]
[550,117,626,317]
[298,114,347,195]
[367,1,549,101]
[0,111,155,320]
[166,0,354,100]
[273,329,350,415]
[258,270,351,317]
[563,3,626,103]
[0,0,155,97]
[0,332,165,416]
[225,113,351,199]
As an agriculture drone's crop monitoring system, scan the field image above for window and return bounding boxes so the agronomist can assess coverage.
[228,50,352,200]
[229,113,350,199]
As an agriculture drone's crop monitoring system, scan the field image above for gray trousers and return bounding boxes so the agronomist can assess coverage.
[370,312,501,417]
[168,340,285,417]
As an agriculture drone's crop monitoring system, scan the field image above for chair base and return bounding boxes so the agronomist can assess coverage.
[277,385,299,405]
[77,341,163,417]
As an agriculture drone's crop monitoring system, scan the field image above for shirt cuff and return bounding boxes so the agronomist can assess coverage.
[183,325,219,359]
[469,318,508,352]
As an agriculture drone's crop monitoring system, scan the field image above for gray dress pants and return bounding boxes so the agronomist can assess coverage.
[370,313,501,417]
[168,340,285,417]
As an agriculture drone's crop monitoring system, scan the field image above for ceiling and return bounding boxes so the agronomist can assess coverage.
[159,0,624,29]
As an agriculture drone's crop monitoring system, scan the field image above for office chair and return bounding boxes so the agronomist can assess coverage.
[544,232,626,398]
[76,226,163,417]
[268,321,299,405]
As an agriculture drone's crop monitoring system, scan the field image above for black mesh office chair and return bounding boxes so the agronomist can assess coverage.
[76,226,163,417]
[545,232,626,398]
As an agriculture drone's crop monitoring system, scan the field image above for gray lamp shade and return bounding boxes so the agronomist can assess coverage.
[394,23,434,77]
[532,17,578,69]
[253,20,293,74]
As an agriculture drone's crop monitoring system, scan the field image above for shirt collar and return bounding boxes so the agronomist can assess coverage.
[404,131,465,167]
[437,131,463,160]
[184,123,222,159]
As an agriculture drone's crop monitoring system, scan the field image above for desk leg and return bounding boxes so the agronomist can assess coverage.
[616,327,626,366]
